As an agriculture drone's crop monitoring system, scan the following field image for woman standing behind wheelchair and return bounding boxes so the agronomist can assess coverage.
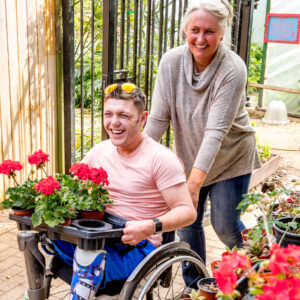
[144,0,261,288]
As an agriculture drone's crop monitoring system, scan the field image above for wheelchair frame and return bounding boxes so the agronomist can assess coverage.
[10,212,209,300]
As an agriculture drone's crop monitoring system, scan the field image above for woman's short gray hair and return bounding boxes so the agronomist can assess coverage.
[180,0,232,39]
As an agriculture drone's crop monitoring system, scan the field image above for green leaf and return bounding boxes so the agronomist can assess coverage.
[32,211,43,227]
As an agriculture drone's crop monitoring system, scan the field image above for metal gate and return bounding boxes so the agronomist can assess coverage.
[61,0,257,172]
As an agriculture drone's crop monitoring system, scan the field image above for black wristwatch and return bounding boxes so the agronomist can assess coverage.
[153,218,163,233]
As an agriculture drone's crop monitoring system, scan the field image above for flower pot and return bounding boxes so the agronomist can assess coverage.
[12,207,34,217]
[79,209,104,220]
[60,218,72,226]
[241,228,251,241]
[257,248,271,260]
[197,278,218,300]
[273,217,300,247]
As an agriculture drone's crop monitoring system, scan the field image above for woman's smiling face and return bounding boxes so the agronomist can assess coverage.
[185,9,224,72]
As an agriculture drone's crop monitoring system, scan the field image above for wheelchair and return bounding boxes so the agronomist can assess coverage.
[10,212,209,300]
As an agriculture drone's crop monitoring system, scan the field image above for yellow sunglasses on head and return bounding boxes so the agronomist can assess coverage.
[104,83,136,94]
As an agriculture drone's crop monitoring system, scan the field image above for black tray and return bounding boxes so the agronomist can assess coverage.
[9,212,124,250]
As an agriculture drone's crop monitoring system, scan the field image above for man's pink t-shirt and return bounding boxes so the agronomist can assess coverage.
[82,134,186,246]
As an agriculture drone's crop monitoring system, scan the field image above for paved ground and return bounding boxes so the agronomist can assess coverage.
[0,209,257,300]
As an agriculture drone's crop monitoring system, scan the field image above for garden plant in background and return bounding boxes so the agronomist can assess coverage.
[213,189,300,298]
[250,121,272,163]
[0,150,112,227]
[239,189,300,246]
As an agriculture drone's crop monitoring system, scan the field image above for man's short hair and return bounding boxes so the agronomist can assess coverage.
[104,83,146,113]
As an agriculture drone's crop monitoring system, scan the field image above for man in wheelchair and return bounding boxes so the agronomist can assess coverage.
[50,83,196,300]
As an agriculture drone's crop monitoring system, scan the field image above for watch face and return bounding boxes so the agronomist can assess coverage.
[153,218,163,233]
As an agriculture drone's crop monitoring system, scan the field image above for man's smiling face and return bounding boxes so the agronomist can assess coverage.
[103,98,147,155]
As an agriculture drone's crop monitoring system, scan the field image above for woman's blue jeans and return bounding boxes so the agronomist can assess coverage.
[177,173,251,288]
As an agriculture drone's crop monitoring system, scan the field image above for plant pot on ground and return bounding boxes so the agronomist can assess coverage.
[273,216,300,247]
[242,232,270,264]
[197,278,219,300]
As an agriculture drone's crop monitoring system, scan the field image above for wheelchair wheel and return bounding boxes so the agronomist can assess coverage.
[121,244,209,300]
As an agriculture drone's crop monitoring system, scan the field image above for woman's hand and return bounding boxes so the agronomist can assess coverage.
[187,168,207,209]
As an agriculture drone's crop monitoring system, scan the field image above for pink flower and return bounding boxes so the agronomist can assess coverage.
[230,251,251,269]
[37,176,60,195]
[0,160,22,175]
[256,278,300,300]
[268,244,300,276]
[215,251,251,296]
[215,260,238,294]
[89,167,109,186]
[69,163,90,180]
[28,150,49,166]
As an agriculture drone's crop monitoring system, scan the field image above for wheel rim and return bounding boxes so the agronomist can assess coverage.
[129,255,208,300]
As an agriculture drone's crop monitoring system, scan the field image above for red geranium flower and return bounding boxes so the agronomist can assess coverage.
[28,150,49,166]
[0,160,22,175]
[37,176,60,195]
[89,167,109,186]
[69,163,91,180]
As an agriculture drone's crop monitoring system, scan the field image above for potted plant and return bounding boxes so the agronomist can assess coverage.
[180,288,205,300]
[0,150,50,215]
[0,151,112,227]
[238,190,295,247]
[68,163,112,220]
[197,278,219,300]
[242,234,271,264]
[32,163,112,227]
[215,243,300,299]
[31,175,78,227]
[273,216,300,247]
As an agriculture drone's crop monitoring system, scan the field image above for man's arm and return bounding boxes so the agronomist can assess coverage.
[121,182,196,245]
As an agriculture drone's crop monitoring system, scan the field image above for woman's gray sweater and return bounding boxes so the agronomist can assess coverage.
[144,43,261,186]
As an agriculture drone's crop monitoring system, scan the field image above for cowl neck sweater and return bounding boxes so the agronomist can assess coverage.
[184,42,227,91]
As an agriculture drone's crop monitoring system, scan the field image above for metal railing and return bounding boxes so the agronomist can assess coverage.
[62,0,254,172]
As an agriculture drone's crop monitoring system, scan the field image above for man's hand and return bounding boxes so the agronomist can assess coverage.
[122,220,154,245]
[187,168,207,209]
